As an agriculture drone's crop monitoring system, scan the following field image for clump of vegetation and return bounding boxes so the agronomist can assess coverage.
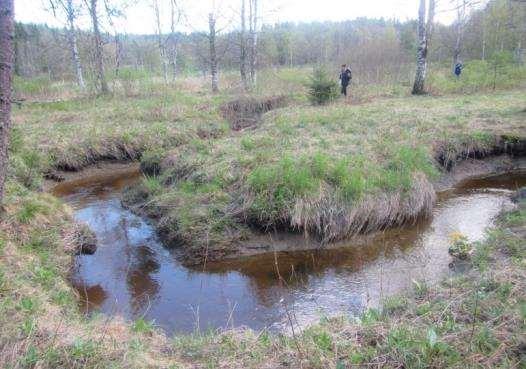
[448,232,473,259]
[72,223,97,255]
[307,67,339,105]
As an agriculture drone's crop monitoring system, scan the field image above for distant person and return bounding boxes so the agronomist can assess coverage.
[339,64,352,97]
[454,62,463,78]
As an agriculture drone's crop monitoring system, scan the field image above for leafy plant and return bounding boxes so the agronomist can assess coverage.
[448,232,472,259]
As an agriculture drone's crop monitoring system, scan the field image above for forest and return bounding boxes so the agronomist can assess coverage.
[0,0,525,368]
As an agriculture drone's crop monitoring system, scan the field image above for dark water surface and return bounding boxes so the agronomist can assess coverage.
[52,168,526,334]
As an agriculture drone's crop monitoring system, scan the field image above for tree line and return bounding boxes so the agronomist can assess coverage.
[11,0,526,94]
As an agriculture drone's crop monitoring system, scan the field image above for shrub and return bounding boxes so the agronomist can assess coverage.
[307,67,339,105]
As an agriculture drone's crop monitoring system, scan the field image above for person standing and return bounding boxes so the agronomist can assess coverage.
[339,64,352,97]
[454,62,463,78]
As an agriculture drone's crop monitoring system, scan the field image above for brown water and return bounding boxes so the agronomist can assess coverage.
[52,168,526,334]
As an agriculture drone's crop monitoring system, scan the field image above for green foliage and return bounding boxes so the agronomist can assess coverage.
[21,345,39,368]
[9,150,46,189]
[412,279,429,299]
[240,137,256,151]
[307,67,339,105]
[69,339,97,360]
[248,155,319,221]
[14,75,52,95]
[16,198,48,224]
[448,233,473,260]
[132,317,155,333]
[382,296,408,316]
[142,176,163,196]
[21,317,36,336]
[312,331,332,351]
[18,297,36,313]
[246,144,435,223]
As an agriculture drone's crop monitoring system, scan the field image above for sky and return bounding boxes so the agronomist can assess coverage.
[16,0,463,35]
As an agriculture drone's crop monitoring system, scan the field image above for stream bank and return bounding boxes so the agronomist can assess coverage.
[51,162,526,333]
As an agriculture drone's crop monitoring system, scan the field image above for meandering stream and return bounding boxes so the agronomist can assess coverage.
[52,167,525,334]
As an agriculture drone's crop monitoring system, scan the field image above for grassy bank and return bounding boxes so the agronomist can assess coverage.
[1,170,524,368]
[123,91,526,263]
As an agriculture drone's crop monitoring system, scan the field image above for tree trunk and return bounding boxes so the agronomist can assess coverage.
[248,0,258,87]
[412,0,435,95]
[240,0,248,90]
[153,0,167,83]
[89,0,108,94]
[453,0,466,70]
[65,0,85,89]
[481,22,486,60]
[0,0,14,205]
[169,0,178,83]
[209,13,218,92]
[114,33,122,76]
[453,25,462,68]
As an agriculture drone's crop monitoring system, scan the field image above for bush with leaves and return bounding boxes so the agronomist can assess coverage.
[307,67,339,105]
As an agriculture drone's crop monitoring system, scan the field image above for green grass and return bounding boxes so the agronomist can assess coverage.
[121,89,525,261]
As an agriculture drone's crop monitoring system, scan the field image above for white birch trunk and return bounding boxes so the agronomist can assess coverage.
[412,0,435,95]
[169,0,178,83]
[65,0,85,89]
[209,13,219,92]
[240,0,248,90]
[248,0,258,87]
[89,0,109,94]
[153,0,168,83]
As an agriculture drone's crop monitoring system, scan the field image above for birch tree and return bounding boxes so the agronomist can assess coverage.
[103,0,124,77]
[452,0,479,69]
[412,0,435,95]
[168,0,181,82]
[87,0,109,94]
[153,0,168,83]
[0,0,14,205]
[49,0,86,89]
[208,12,219,92]
[239,0,248,90]
[248,0,258,87]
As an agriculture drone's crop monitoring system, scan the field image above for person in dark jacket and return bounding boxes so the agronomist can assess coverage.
[454,62,463,78]
[339,64,352,96]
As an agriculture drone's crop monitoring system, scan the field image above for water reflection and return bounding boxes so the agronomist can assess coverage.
[55,168,525,333]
